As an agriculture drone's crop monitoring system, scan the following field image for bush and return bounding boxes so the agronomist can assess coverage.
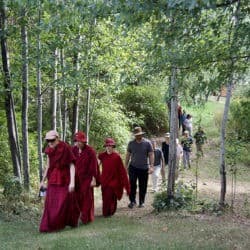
[228,97,250,141]
[88,101,131,154]
[117,85,169,135]
[152,181,195,212]
[3,176,23,201]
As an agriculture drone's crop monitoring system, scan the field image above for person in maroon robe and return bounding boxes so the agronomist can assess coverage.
[72,131,100,224]
[39,130,79,233]
[98,138,130,217]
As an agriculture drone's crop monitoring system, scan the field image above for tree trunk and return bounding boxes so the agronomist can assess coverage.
[71,51,80,143]
[36,0,43,181]
[219,0,240,207]
[51,48,58,130]
[167,67,178,198]
[86,87,91,144]
[0,1,22,182]
[60,49,67,141]
[21,6,30,190]
[219,82,233,206]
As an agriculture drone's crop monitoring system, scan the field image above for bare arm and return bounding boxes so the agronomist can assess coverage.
[68,163,75,192]
[125,151,131,169]
[148,151,154,174]
[161,152,165,168]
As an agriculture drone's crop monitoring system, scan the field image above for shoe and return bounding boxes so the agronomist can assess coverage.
[128,202,136,209]
[138,203,145,208]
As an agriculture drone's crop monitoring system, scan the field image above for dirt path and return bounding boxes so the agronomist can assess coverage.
[94,143,250,223]
[95,137,250,225]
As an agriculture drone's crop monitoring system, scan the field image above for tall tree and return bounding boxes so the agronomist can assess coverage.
[20,4,30,190]
[0,0,22,182]
[36,0,43,181]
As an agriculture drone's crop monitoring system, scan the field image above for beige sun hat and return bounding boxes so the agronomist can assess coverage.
[133,126,145,136]
[45,130,59,140]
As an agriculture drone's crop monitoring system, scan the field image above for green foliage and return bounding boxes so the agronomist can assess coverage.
[88,100,131,153]
[152,181,195,212]
[0,114,12,185]
[117,85,169,135]
[228,96,250,142]
[3,176,23,201]
[195,199,226,216]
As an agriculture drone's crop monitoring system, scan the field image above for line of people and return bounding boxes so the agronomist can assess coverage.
[39,125,207,233]
[39,130,130,233]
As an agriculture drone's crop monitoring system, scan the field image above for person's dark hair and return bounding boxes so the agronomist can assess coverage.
[187,114,191,119]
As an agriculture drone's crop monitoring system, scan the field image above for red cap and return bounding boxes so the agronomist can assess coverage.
[104,138,116,147]
[74,131,87,143]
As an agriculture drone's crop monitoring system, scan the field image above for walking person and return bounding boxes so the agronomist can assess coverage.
[39,130,79,232]
[193,126,207,157]
[175,138,183,179]
[181,130,193,169]
[183,114,193,136]
[72,131,100,224]
[98,138,130,217]
[151,139,164,192]
[125,127,154,208]
[180,110,187,134]
[161,132,170,182]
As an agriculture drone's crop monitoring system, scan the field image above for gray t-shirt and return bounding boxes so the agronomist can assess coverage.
[127,138,153,169]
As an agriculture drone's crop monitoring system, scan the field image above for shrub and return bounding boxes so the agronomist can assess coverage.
[152,181,195,212]
[88,101,131,154]
[228,97,250,141]
[3,176,23,201]
[117,85,169,135]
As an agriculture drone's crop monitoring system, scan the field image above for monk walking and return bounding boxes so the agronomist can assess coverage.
[39,130,79,232]
[72,131,100,224]
[98,138,130,217]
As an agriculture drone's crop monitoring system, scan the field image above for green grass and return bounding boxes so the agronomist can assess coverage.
[183,99,224,138]
[1,212,250,250]
[1,98,249,250]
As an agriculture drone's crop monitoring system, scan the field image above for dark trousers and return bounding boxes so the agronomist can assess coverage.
[128,165,148,205]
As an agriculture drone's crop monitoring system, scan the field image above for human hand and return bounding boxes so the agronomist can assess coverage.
[148,166,154,174]
[90,177,96,187]
[68,183,75,192]
[40,181,46,189]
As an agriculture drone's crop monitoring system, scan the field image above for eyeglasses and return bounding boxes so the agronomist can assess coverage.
[46,139,56,143]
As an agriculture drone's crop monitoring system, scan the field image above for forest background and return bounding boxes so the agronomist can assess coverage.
[0,0,249,244]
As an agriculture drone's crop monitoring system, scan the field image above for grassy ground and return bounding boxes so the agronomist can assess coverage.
[1,98,250,250]
[1,210,250,250]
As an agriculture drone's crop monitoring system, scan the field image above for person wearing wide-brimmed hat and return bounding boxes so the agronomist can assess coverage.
[125,126,154,208]
[39,130,79,232]
[98,138,130,217]
[72,131,100,224]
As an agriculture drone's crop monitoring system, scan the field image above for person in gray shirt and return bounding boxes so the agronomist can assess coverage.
[125,127,154,208]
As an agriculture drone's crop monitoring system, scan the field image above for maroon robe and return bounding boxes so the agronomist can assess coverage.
[72,145,100,224]
[98,151,130,216]
[39,141,79,233]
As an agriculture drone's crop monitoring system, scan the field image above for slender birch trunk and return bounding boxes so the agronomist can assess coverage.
[86,87,91,144]
[0,1,22,182]
[36,0,43,181]
[167,67,178,198]
[219,81,233,206]
[219,0,240,207]
[60,49,67,141]
[21,6,30,190]
[72,51,80,142]
[51,49,58,130]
